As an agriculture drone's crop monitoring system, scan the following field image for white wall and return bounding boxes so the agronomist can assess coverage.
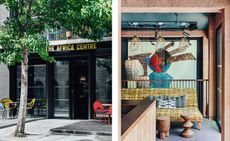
[0,64,9,99]
[0,5,10,100]
[0,5,9,26]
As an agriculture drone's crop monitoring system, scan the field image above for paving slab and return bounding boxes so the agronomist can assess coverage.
[0,119,111,141]
[50,120,112,136]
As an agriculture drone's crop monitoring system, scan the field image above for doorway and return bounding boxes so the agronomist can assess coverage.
[71,57,89,119]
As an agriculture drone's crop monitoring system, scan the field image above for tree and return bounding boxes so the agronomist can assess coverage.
[0,0,111,137]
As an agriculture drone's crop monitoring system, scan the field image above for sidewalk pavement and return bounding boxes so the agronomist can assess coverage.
[0,117,45,129]
[0,119,111,141]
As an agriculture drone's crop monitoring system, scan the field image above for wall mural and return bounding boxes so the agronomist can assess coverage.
[126,38,197,88]
[146,40,196,88]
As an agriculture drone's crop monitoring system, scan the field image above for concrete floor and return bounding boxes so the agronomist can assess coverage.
[156,118,221,141]
[0,119,111,141]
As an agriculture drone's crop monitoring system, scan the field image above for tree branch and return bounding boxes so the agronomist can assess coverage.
[23,0,33,30]
[26,0,33,21]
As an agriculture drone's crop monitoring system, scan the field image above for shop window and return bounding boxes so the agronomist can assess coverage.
[53,61,70,117]
[96,57,112,103]
[16,65,47,116]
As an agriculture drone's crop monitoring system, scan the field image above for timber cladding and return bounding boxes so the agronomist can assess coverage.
[121,0,230,7]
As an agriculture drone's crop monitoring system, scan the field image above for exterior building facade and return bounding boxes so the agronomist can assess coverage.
[9,37,112,119]
[0,5,112,119]
[0,5,10,100]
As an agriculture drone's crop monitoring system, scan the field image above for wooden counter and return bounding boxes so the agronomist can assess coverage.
[121,100,156,141]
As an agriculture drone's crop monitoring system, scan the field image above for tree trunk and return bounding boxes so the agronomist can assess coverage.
[14,47,28,137]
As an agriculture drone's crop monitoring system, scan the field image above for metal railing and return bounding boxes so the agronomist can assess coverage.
[121,79,209,116]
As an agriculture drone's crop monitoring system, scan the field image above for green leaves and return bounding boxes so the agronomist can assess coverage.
[0,0,111,65]
[71,0,112,40]
[0,27,22,65]
[21,34,55,63]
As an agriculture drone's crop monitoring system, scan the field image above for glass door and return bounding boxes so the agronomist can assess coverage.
[216,27,222,129]
[53,61,70,118]
[72,58,89,119]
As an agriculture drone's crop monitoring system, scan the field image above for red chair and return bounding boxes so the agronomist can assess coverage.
[107,105,112,125]
[93,101,107,122]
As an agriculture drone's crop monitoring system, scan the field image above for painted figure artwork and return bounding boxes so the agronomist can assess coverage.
[145,38,196,88]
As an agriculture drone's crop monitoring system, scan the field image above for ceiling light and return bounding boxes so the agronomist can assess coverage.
[178,37,191,52]
[130,35,141,51]
[188,22,198,30]
[181,22,187,26]
[158,22,164,26]
[155,36,166,51]
[133,22,139,26]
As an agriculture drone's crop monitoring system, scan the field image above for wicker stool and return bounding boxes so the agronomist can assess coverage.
[181,113,194,138]
[156,116,170,139]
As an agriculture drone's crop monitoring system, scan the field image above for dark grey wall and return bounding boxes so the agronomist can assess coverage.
[121,38,128,80]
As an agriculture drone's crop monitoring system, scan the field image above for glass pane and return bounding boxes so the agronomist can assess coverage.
[216,28,222,126]
[74,59,89,119]
[54,61,69,117]
[96,57,112,104]
[16,65,47,116]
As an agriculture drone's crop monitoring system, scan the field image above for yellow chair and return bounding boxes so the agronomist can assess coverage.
[1,98,17,118]
[1,98,17,109]
[27,98,36,117]
[27,98,36,109]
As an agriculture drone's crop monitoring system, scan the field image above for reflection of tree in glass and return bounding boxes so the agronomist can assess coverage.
[96,58,112,74]
[34,80,43,86]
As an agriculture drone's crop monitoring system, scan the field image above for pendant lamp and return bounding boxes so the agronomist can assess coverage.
[130,22,141,51]
[178,37,191,52]
[155,36,166,51]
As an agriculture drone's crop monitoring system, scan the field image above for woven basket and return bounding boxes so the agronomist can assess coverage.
[125,59,144,88]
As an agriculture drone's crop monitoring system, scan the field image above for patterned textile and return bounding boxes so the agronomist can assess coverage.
[157,98,176,108]
[121,88,198,107]
[121,88,202,122]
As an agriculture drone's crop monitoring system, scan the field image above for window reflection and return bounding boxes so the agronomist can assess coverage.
[17,65,47,116]
[96,57,112,103]
[54,61,69,117]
